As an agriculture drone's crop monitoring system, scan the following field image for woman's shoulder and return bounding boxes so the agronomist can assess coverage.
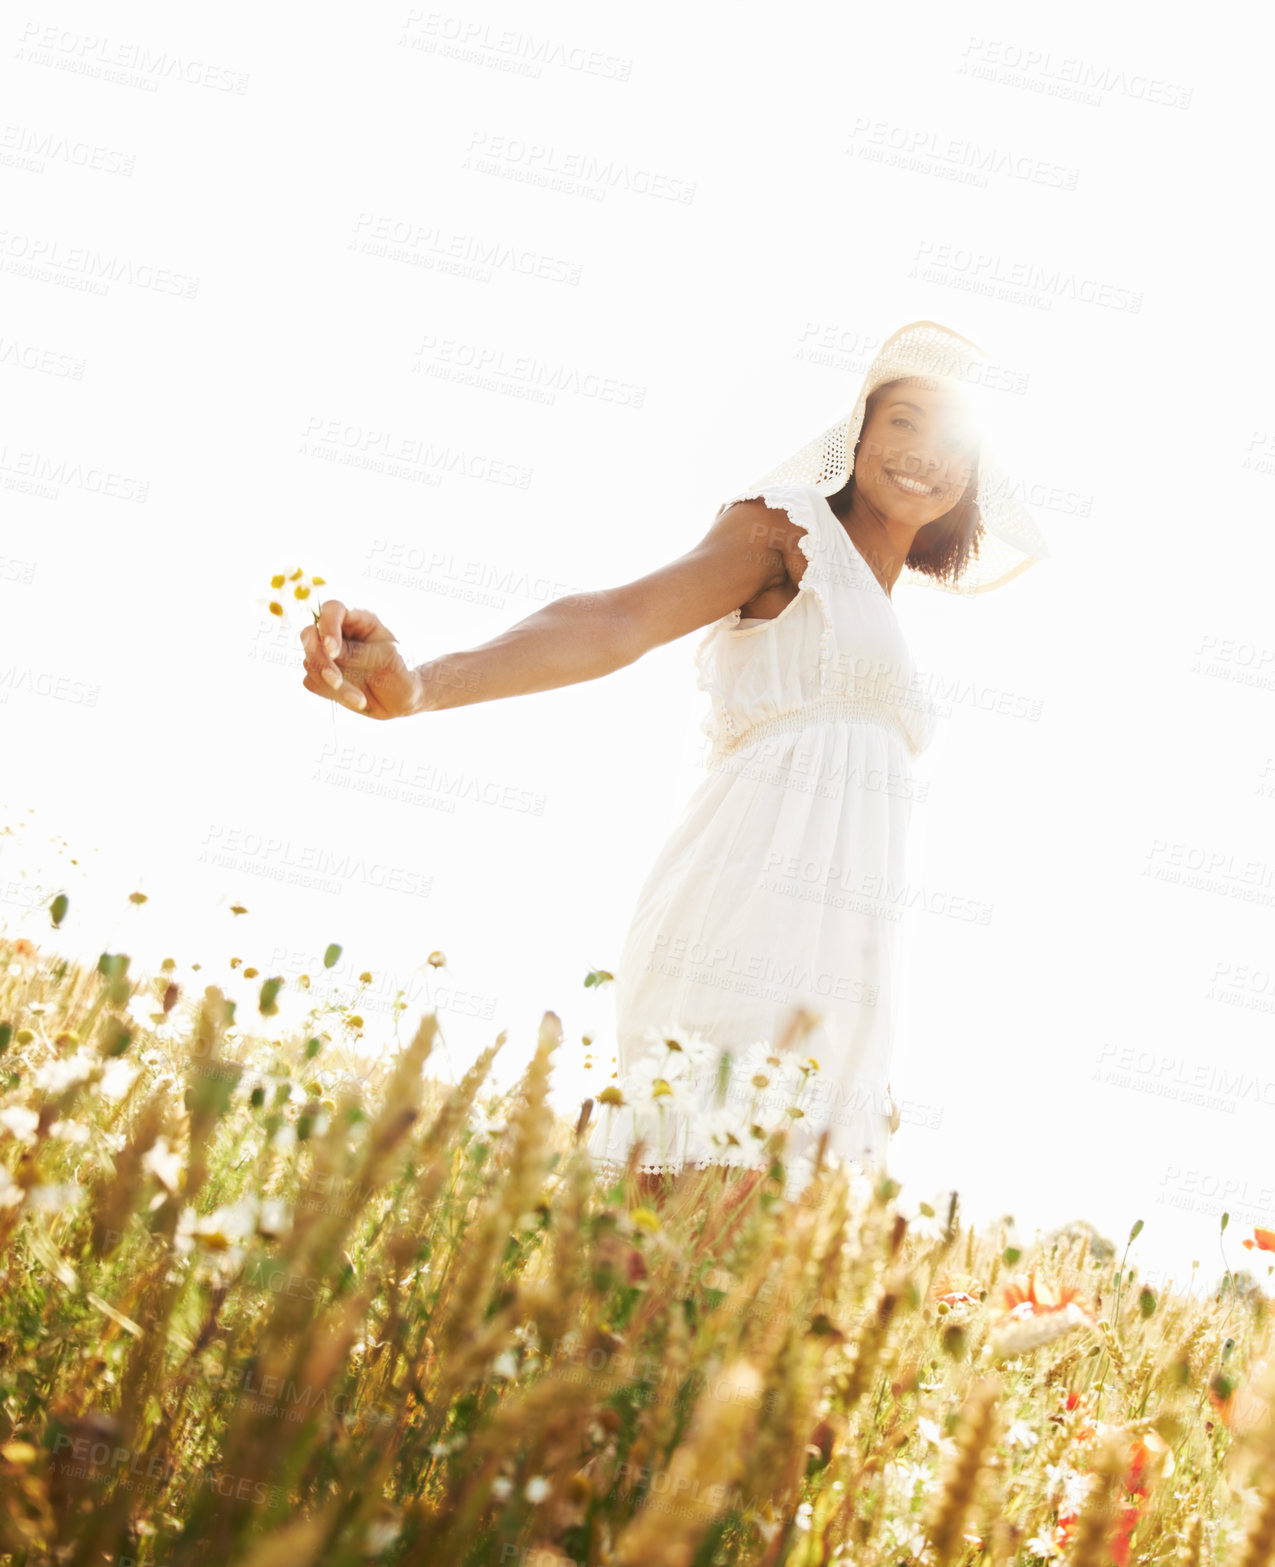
[714,480,818,515]
[713,484,825,541]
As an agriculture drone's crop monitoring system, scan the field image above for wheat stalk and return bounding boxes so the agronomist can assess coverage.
[611,1357,764,1567]
[1067,1426,1130,1567]
[921,1373,1002,1567]
[1174,1512,1204,1567]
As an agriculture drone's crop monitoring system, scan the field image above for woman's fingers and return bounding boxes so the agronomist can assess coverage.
[335,605,395,643]
[300,601,403,718]
[301,668,366,711]
[301,608,367,711]
[300,626,341,690]
[301,604,397,679]
[313,598,347,659]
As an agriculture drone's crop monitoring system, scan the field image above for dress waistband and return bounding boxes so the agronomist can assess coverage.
[717,694,911,756]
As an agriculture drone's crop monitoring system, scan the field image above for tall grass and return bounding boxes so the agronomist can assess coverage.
[0,928,1270,1566]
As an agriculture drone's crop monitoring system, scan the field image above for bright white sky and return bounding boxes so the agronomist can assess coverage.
[2,0,1272,1298]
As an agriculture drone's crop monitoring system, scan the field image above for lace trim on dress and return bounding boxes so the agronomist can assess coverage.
[591,1154,775,1180]
[589,1151,879,1195]
[693,483,835,747]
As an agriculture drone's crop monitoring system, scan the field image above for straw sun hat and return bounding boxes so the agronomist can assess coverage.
[739,319,1050,594]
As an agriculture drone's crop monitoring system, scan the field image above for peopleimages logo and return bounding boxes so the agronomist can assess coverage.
[1,122,136,175]
[0,229,199,297]
[461,131,696,204]
[911,241,1143,314]
[0,665,99,706]
[413,333,646,408]
[299,416,533,489]
[0,444,148,501]
[958,37,1193,110]
[350,212,584,286]
[845,118,1079,191]
[314,738,547,816]
[16,23,250,93]
[0,334,87,379]
[197,826,432,900]
[399,10,633,81]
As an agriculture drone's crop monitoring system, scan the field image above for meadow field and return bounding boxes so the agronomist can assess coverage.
[1,924,1273,1567]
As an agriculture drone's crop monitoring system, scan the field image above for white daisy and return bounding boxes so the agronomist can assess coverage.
[728,1038,790,1094]
[1006,1418,1039,1449]
[258,1198,292,1238]
[32,1055,95,1094]
[141,1135,184,1193]
[25,1182,83,1212]
[98,1059,139,1101]
[695,1103,762,1160]
[524,1475,550,1503]
[884,1518,933,1558]
[0,1167,24,1208]
[189,1197,259,1249]
[607,1091,686,1169]
[917,1416,958,1458]
[623,1049,692,1107]
[634,1024,716,1083]
[1058,1468,1096,1513]
[1024,1528,1062,1559]
[891,1457,932,1494]
[126,993,164,1030]
[49,1120,91,1145]
[0,1106,39,1143]
[895,1188,954,1243]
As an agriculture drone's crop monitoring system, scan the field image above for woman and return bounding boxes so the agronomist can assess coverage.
[299,320,1050,1202]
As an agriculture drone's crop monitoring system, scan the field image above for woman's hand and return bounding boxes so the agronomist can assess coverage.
[299,600,422,721]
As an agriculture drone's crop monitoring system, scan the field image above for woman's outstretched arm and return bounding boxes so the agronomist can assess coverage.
[299,498,798,719]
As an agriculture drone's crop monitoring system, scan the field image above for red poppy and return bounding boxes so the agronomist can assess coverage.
[1000,1268,1094,1317]
[1052,1428,1173,1561]
[991,1269,1097,1356]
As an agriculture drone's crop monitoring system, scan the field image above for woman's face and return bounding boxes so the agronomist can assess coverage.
[853,376,978,526]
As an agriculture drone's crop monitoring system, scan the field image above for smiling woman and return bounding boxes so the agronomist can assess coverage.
[820,376,983,597]
[584,321,1054,1198]
[296,319,1052,1203]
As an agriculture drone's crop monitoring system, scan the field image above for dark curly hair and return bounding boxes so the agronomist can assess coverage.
[825,378,986,590]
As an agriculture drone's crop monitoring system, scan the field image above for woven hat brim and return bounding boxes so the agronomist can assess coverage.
[744,319,1049,596]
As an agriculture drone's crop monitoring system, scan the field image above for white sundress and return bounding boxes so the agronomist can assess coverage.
[586,481,939,1194]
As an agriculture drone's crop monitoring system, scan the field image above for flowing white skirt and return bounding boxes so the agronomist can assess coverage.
[586,710,916,1198]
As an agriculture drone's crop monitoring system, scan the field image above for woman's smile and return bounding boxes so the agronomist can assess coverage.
[884,468,942,497]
